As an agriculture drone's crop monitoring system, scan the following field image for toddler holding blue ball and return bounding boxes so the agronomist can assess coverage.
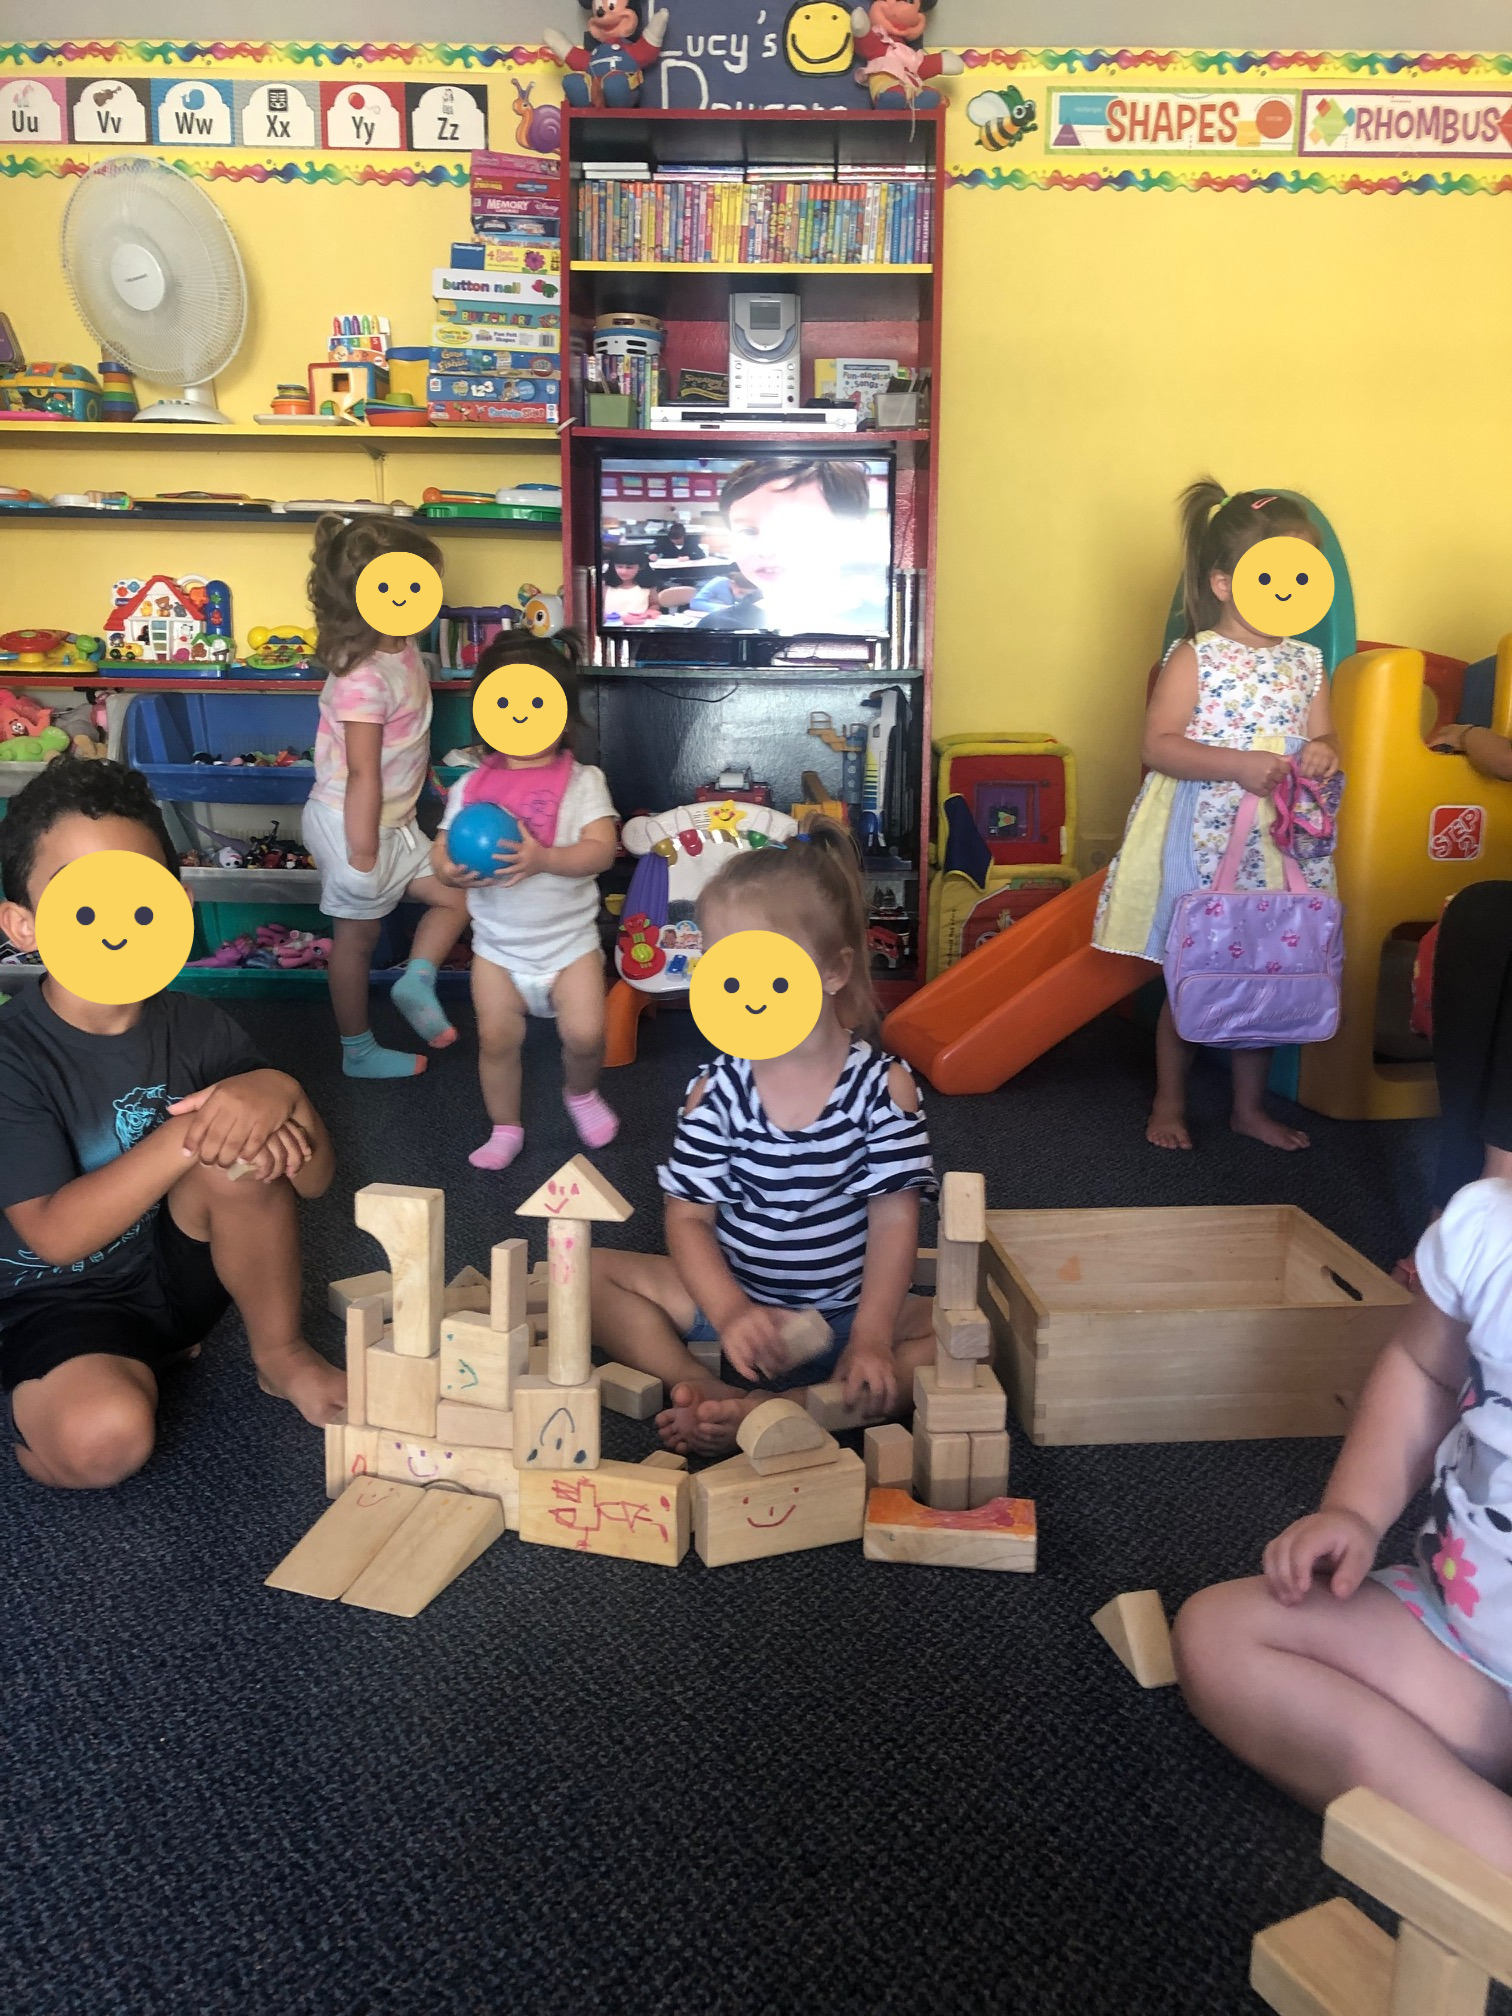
[430,631,620,1170]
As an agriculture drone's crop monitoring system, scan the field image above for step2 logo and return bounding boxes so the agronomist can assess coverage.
[1429,804,1485,861]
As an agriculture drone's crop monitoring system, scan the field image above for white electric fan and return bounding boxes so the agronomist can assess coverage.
[60,156,247,424]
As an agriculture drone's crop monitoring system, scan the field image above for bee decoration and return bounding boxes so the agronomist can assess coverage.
[968,86,1038,150]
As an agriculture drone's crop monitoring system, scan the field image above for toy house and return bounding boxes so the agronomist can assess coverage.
[105,573,227,664]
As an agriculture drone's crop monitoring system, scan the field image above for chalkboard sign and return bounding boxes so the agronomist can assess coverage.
[647,1,864,110]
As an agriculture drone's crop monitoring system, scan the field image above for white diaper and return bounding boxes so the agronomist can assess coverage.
[508,968,559,1018]
[303,798,430,921]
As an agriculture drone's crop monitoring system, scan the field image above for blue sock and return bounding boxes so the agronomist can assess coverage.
[341,1030,425,1079]
[390,956,455,1046]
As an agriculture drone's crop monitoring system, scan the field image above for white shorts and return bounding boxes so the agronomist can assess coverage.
[303,798,431,921]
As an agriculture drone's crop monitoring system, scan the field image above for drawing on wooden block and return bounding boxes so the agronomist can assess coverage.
[526,1403,591,1466]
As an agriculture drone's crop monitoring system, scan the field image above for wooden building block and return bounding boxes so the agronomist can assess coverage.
[439,1313,529,1411]
[941,1171,987,1245]
[546,1215,593,1386]
[513,1375,600,1471]
[1323,1788,1512,1987]
[692,1448,866,1568]
[933,1304,992,1362]
[913,1421,970,1510]
[936,1235,980,1313]
[266,1477,424,1600]
[365,1342,439,1439]
[1250,1898,1395,2016]
[774,1307,834,1370]
[641,1449,688,1471]
[327,1422,381,1499]
[443,1265,490,1316]
[324,1420,348,1499]
[597,1362,664,1420]
[863,1489,1037,1572]
[1392,1923,1490,2015]
[353,1183,445,1359]
[490,1238,528,1332]
[341,1487,504,1617]
[374,1433,520,1530]
[435,1399,513,1449]
[864,1423,914,1490]
[328,1270,393,1319]
[528,1341,551,1375]
[934,1349,977,1392]
[1091,1589,1176,1689]
[805,1380,889,1433]
[912,1248,937,1291]
[737,1397,831,1466]
[519,1458,689,1567]
[913,1363,1007,1435]
[969,1429,1010,1506]
[344,1295,385,1429]
[516,1154,633,1223]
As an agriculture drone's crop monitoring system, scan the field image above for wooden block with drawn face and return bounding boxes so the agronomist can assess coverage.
[512,1375,600,1471]
[692,1448,866,1567]
[374,1433,521,1530]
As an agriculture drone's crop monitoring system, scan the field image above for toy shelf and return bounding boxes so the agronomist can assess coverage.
[12,674,475,694]
[570,261,932,275]
[0,422,560,449]
[1,506,559,532]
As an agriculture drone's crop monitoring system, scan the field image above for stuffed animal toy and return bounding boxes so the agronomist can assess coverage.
[850,2,962,110]
[543,1,670,110]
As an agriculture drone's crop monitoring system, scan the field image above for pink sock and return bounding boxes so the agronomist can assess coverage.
[469,1123,525,1171]
[564,1087,619,1149]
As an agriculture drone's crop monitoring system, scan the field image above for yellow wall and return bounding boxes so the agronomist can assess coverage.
[5,121,1512,856]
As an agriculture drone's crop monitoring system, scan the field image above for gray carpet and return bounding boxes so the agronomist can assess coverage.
[2,997,1466,2016]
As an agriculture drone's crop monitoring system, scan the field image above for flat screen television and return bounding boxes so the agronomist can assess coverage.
[597,452,893,639]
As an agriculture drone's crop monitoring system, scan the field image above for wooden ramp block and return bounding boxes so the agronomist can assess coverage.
[641,1449,687,1471]
[1250,1898,1394,2016]
[443,1265,490,1316]
[597,1361,663,1421]
[344,1295,385,1429]
[933,1304,992,1363]
[353,1184,445,1359]
[865,1423,914,1490]
[863,1489,1037,1573]
[692,1448,866,1567]
[913,1421,969,1510]
[737,1397,836,1476]
[941,1171,987,1245]
[375,1433,520,1531]
[969,1429,1010,1506]
[490,1238,528,1333]
[805,1381,889,1434]
[266,1477,425,1599]
[366,1342,440,1439]
[341,1487,504,1617]
[1091,1590,1176,1689]
[516,1155,633,1223]
[440,1314,528,1411]
[435,1399,513,1449]
[914,1363,1006,1436]
[513,1375,600,1471]
[519,1458,689,1567]
[328,1271,393,1320]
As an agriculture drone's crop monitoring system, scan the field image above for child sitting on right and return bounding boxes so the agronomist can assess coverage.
[430,631,620,1170]
[591,820,938,1456]
[1174,1177,1512,1871]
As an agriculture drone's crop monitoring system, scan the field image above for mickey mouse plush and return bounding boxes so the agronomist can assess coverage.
[850,1,962,110]
[544,0,670,109]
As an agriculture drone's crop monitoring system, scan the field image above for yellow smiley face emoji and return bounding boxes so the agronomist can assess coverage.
[1230,537,1335,638]
[35,852,194,1005]
[784,0,854,73]
[689,928,823,1060]
[354,553,443,638]
[472,664,569,757]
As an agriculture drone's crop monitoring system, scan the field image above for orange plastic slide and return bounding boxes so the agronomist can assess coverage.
[882,870,1158,1095]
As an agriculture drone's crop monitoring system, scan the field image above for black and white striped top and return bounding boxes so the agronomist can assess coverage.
[657,1043,937,1315]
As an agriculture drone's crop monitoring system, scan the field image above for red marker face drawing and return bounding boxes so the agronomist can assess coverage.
[743,1485,802,1529]
[541,1177,582,1216]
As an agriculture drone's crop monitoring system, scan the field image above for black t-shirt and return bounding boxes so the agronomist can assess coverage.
[653,532,705,560]
[0,986,265,1310]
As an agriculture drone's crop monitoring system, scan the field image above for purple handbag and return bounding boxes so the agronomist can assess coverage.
[1164,792,1344,1048]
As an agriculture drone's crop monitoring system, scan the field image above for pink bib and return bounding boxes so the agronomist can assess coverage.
[461,749,574,846]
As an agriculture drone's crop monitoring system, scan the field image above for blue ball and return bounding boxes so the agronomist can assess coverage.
[447,801,522,875]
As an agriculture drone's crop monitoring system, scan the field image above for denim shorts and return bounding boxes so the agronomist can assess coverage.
[684,1304,854,1392]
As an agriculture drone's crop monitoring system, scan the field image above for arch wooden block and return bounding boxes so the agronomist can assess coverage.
[353,1184,445,1359]
[1091,1590,1176,1689]
[737,1397,838,1476]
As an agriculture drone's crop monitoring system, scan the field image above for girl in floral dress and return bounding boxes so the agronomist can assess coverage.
[1093,480,1341,1150]
[1173,1178,1512,1873]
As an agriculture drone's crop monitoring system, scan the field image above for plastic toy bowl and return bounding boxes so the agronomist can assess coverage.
[447,801,522,875]
[367,406,431,428]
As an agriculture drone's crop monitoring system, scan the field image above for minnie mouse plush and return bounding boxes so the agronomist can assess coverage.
[544,0,669,109]
[850,1,962,110]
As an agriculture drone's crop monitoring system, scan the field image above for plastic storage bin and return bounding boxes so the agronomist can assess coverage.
[125,693,319,803]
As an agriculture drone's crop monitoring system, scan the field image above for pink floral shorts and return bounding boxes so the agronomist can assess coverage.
[1373,1564,1512,1693]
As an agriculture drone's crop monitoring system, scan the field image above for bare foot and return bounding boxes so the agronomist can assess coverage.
[255,1341,347,1425]
[1232,1108,1310,1151]
[1147,1102,1193,1150]
[656,1378,766,1457]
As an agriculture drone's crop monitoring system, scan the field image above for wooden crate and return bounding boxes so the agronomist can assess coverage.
[983,1205,1411,1446]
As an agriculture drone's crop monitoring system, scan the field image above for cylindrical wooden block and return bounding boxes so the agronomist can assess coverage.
[547,1217,592,1386]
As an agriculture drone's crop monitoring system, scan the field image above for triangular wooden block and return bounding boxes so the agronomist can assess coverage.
[516,1155,633,1224]
[1091,1589,1176,1688]
[341,1488,504,1617]
[265,1477,426,1600]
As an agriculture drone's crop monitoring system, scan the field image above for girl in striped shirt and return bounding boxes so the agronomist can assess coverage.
[592,821,938,1456]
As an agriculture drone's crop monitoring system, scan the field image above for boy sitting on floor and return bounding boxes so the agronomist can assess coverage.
[0,758,344,1490]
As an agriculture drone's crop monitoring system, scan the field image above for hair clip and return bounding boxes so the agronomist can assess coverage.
[1250,494,1278,510]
